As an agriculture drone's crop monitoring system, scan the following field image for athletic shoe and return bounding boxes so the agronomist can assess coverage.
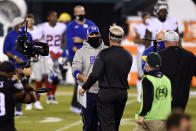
[25,104,32,110]
[46,96,52,104]
[51,97,58,104]
[51,100,59,104]
[137,95,141,102]
[15,111,23,116]
[34,101,44,110]
[70,106,81,115]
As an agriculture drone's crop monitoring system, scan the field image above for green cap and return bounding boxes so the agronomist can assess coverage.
[146,52,161,68]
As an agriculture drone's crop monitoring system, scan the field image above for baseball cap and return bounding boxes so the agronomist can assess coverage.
[12,17,25,27]
[164,31,179,42]
[87,26,100,35]
[146,52,162,68]
[0,61,15,73]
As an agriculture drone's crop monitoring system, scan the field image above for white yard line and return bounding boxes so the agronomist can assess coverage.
[55,120,82,131]
[126,99,137,105]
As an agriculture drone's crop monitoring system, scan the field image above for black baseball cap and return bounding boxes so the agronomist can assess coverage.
[146,52,162,68]
[0,61,15,73]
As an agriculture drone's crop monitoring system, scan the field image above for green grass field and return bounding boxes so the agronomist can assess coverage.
[15,85,196,131]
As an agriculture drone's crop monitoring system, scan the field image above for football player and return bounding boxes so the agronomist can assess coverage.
[40,11,66,104]
[25,14,44,110]
[133,12,151,102]
[145,0,179,45]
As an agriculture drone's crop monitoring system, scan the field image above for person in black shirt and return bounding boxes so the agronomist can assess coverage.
[159,31,196,111]
[79,24,133,131]
[0,61,36,131]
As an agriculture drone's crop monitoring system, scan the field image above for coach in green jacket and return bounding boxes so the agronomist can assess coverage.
[134,52,172,131]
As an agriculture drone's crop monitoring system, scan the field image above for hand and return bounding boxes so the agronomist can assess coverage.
[82,75,88,83]
[15,68,24,79]
[79,87,86,96]
[23,67,32,76]
[12,75,19,80]
[15,57,22,64]
[73,37,83,43]
[136,116,144,124]
[72,46,78,52]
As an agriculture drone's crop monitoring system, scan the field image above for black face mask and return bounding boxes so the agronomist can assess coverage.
[75,15,85,22]
[88,36,101,48]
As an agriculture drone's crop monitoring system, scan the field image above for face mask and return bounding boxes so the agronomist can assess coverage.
[157,41,165,50]
[88,36,101,48]
[75,15,85,22]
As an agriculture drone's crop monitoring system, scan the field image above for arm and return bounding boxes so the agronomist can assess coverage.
[175,27,182,47]
[61,32,66,50]
[3,34,22,64]
[72,50,89,83]
[139,77,154,116]
[133,32,145,44]
[66,26,78,53]
[12,77,36,103]
[15,84,36,103]
[144,29,152,48]
[82,52,104,90]
[193,55,196,76]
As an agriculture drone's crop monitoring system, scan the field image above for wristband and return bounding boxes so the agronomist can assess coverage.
[73,70,81,80]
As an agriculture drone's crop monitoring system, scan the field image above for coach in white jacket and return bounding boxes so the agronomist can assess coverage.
[72,26,107,131]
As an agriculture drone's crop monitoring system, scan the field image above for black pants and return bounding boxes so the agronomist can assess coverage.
[0,121,16,131]
[82,93,101,131]
[97,89,127,131]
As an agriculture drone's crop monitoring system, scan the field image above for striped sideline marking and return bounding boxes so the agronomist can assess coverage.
[55,120,82,131]
[56,98,137,131]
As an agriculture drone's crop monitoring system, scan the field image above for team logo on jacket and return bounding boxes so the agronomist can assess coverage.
[90,56,96,64]
[155,86,168,100]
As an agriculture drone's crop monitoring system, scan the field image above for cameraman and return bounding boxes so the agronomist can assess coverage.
[3,17,33,115]
[0,61,36,131]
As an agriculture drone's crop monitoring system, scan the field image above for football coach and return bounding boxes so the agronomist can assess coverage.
[79,24,133,131]
[159,31,196,111]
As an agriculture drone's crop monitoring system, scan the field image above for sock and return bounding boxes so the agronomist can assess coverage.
[136,80,142,99]
[44,76,52,96]
[51,84,57,96]
[36,81,42,101]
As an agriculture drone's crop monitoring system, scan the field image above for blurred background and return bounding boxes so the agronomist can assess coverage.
[0,0,196,131]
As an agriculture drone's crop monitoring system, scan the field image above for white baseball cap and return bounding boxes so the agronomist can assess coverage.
[12,17,25,27]
[164,31,179,42]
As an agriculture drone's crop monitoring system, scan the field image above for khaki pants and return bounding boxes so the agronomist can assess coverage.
[133,120,166,131]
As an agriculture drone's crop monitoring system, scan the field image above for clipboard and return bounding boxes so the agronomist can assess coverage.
[77,85,87,108]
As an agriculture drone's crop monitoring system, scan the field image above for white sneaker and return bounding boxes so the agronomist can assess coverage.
[15,111,23,116]
[46,99,51,104]
[137,95,141,102]
[34,101,44,110]
[25,104,32,110]
[51,100,58,104]
[70,106,81,115]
